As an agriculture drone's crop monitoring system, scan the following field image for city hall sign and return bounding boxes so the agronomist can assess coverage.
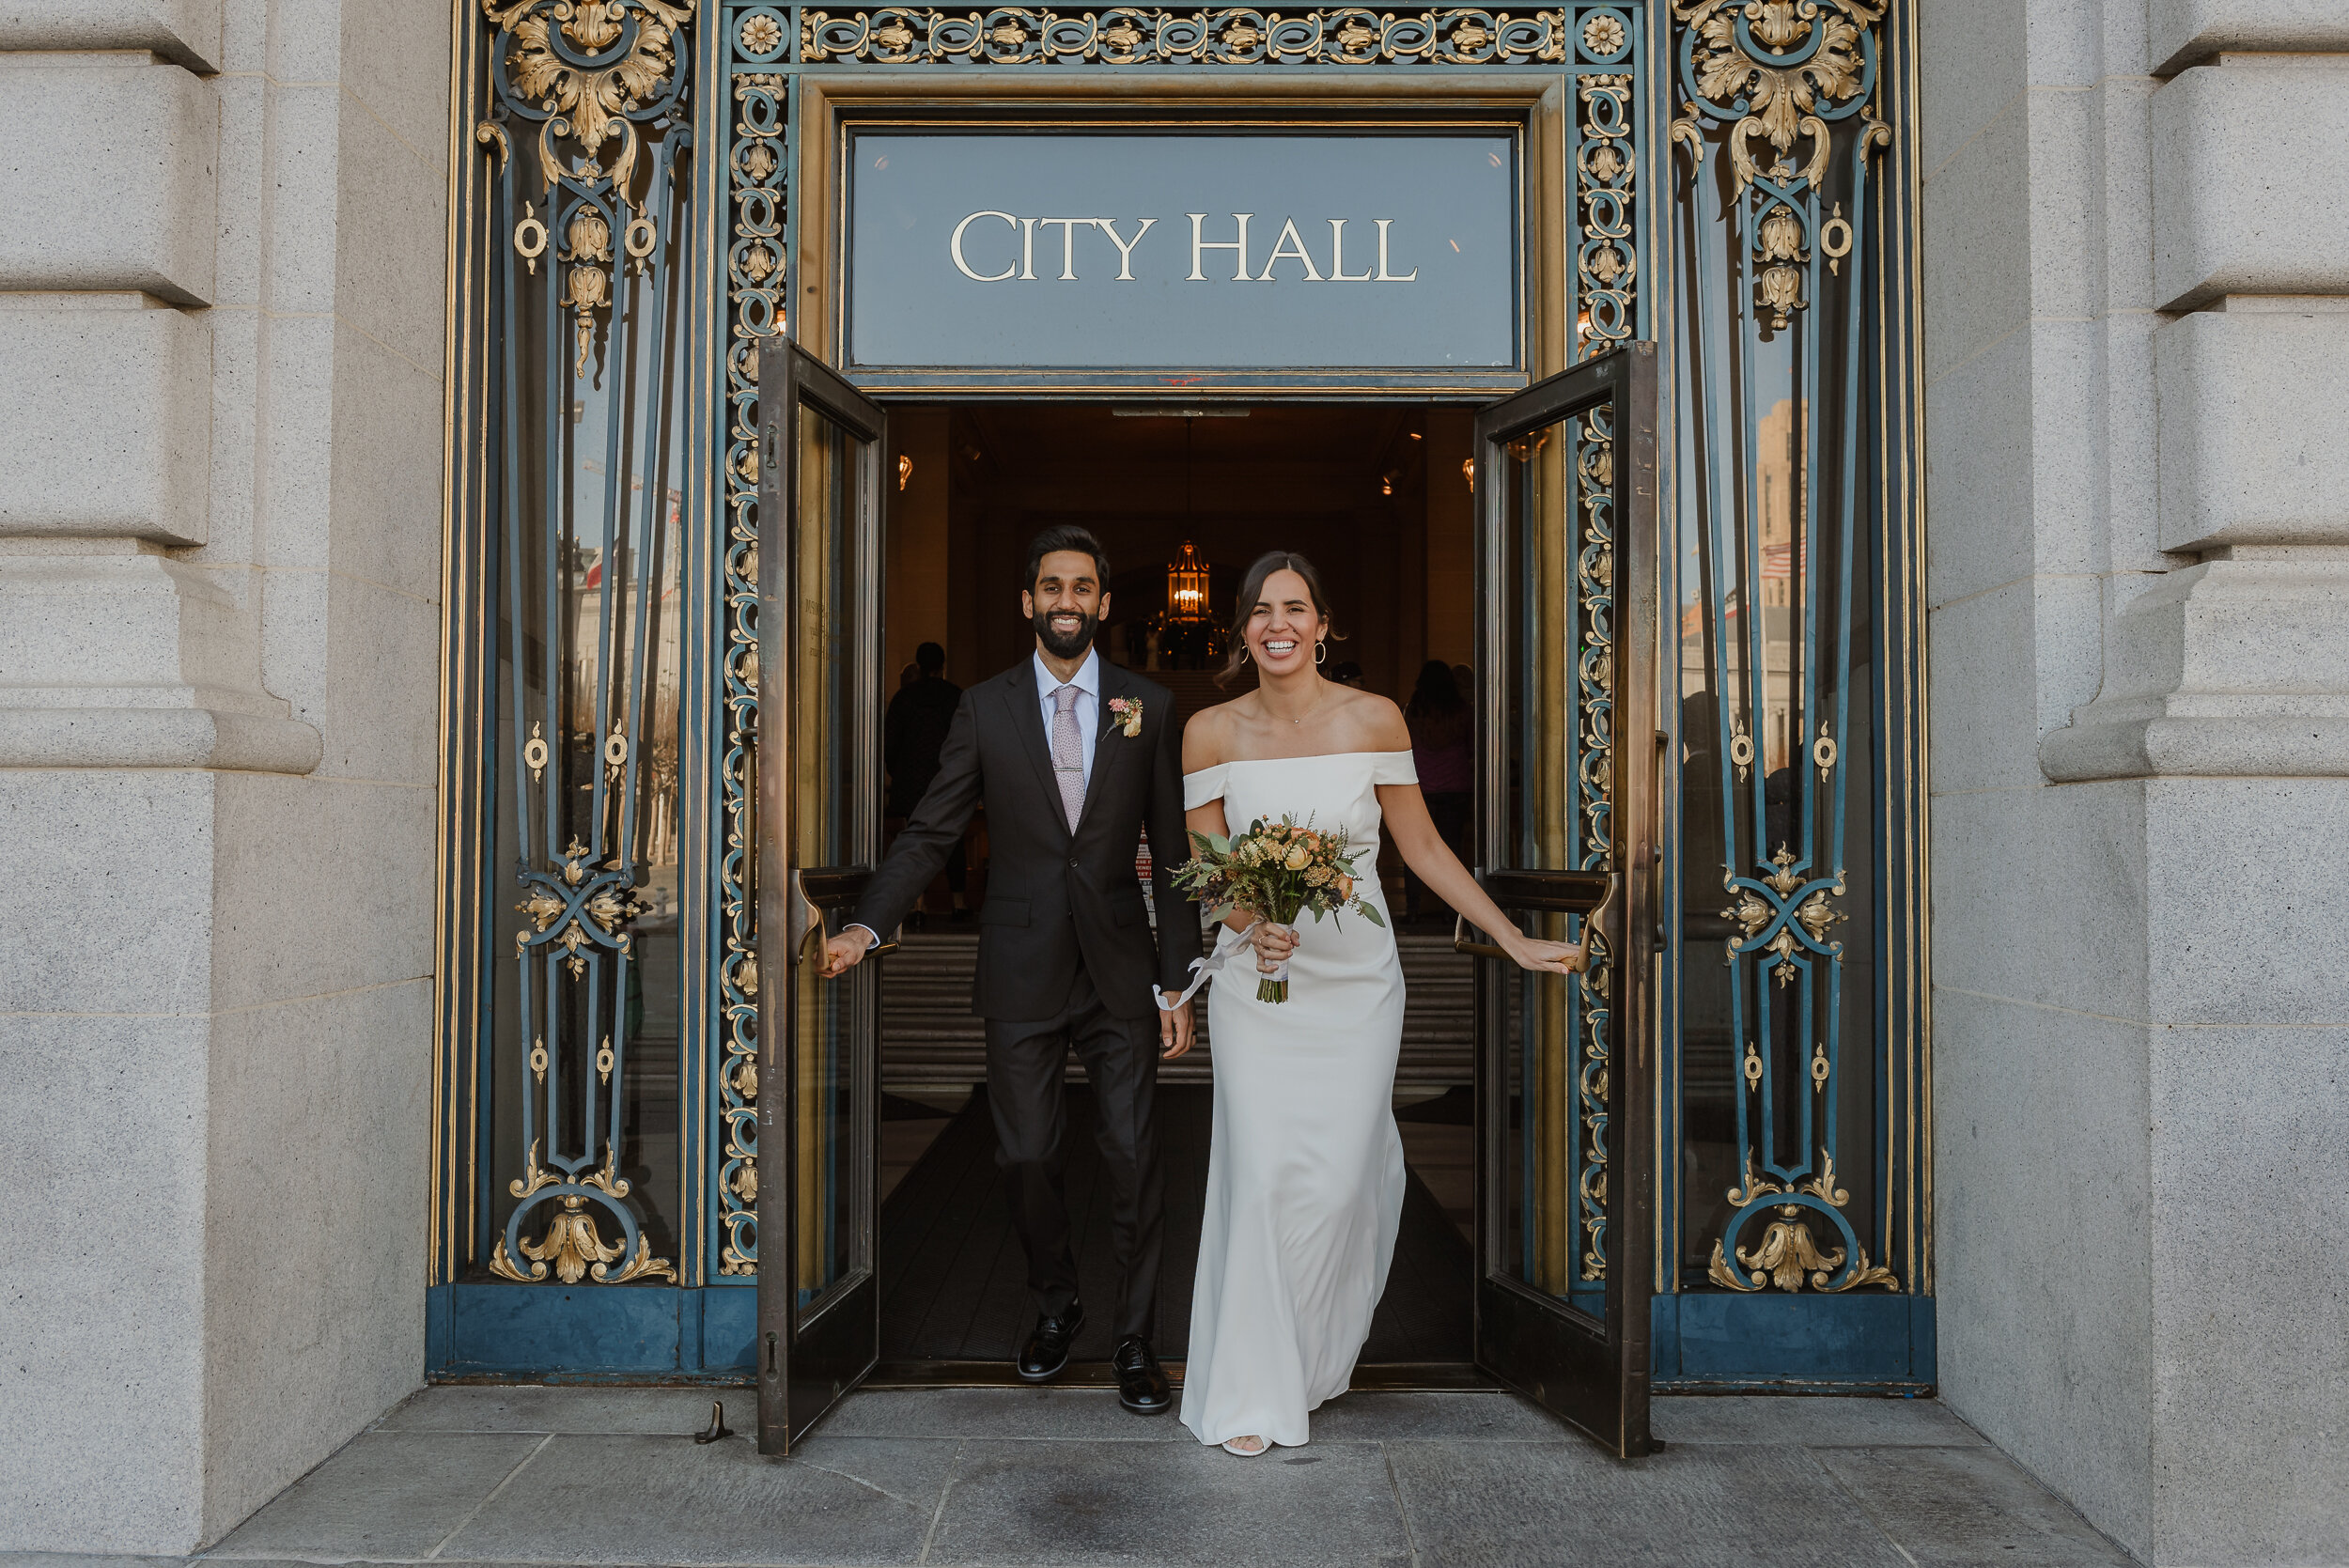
[844,131,1522,375]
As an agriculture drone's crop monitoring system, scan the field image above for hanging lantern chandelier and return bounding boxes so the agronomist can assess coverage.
[1166,540,1210,623]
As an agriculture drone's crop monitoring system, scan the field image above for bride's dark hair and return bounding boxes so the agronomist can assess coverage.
[1219,551,1342,687]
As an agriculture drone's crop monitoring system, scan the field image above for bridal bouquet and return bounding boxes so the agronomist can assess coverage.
[1171,815,1384,1002]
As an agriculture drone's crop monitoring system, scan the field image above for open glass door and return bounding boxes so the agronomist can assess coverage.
[1467,343,1660,1456]
[754,342,889,1453]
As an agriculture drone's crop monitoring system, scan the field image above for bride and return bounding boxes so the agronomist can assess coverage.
[1174,551,1586,1456]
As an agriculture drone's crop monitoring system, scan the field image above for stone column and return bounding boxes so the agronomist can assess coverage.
[1923,1,2349,1562]
[0,0,450,1552]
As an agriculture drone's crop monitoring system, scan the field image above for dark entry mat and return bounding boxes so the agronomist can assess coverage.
[878,1084,1472,1365]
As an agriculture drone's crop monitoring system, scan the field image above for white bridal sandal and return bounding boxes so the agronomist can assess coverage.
[1221,1435,1268,1457]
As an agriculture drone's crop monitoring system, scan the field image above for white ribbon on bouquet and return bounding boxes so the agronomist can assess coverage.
[1152,917,1297,1011]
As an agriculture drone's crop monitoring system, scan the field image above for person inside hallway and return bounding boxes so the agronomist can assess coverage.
[1404,660,1473,921]
[818,527,1201,1416]
[884,640,966,922]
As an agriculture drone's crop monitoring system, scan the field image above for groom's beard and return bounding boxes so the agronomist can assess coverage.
[1033,605,1099,660]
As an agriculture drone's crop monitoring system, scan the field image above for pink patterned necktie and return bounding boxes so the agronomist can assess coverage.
[1050,683,1085,831]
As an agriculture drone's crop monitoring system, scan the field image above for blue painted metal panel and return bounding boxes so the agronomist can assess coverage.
[1652,1292,1936,1389]
[449,1284,682,1375]
[427,1282,456,1370]
[431,1284,757,1380]
[703,1283,757,1372]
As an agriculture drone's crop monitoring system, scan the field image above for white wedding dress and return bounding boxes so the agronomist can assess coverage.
[1178,750,1416,1450]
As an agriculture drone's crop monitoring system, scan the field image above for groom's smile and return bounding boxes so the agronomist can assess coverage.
[1024,547,1112,664]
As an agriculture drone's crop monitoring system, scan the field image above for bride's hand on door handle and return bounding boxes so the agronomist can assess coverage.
[1506,934,1590,976]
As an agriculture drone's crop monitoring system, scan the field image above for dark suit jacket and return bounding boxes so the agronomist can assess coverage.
[851,657,1202,1022]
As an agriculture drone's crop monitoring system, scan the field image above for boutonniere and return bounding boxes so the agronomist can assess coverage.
[1108,696,1143,738]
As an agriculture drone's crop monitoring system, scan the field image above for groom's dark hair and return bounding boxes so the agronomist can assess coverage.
[1025,525,1112,592]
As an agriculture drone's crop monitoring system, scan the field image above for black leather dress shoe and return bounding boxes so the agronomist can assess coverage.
[1112,1335,1173,1415]
[1018,1300,1084,1383]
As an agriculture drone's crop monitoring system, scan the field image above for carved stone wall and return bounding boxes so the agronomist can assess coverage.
[0,0,451,1553]
[1921,2,2349,1563]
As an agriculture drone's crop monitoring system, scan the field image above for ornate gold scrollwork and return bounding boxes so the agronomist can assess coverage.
[801,6,1570,65]
[490,1143,678,1283]
[739,10,783,52]
[1671,0,1886,325]
[515,839,649,977]
[714,61,787,1278]
[1708,1150,1898,1293]
[1725,1149,1779,1206]
[1576,70,1637,359]
[1676,0,1878,185]
[1723,888,1771,957]
[513,204,548,274]
[1567,406,1619,1283]
[1820,202,1852,274]
[482,0,695,369]
[625,215,659,272]
[1795,881,1847,947]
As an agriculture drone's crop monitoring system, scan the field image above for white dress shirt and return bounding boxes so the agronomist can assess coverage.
[848,646,1103,952]
[1035,646,1101,793]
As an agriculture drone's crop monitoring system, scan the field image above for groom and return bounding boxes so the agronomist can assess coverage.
[819,525,1199,1414]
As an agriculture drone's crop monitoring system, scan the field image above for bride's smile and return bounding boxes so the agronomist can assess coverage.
[1240,572,1331,689]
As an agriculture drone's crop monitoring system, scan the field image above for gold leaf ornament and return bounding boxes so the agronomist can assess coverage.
[1744,0,1811,50]
[739,11,782,52]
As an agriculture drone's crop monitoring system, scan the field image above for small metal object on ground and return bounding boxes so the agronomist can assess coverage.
[692,1400,732,1444]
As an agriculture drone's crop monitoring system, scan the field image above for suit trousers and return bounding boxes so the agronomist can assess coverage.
[984,965,1163,1343]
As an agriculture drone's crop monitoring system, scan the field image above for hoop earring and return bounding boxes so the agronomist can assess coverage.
[1315,642,1328,666]
[1239,646,1251,664]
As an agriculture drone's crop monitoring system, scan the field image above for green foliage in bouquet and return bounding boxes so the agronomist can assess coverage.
[1170,815,1384,1002]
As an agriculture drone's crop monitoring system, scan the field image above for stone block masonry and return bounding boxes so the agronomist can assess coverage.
[0,0,449,1553]
[1924,1,2349,1563]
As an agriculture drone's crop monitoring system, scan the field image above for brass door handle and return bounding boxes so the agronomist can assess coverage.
[789,867,900,965]
[1452,914,1510,963]
[791,873,828,968]
[1454,872,1617,971]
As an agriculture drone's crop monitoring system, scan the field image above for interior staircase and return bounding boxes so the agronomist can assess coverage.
[1129,666,1232,732]
[879,929,1473,1089]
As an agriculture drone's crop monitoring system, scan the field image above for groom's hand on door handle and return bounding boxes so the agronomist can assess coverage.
[817,930,870,978]
[1159,999,1196,1061]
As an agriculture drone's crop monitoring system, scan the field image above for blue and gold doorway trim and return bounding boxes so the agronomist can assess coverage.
[1652,0,1930,1387]
[430,0,1927,1387]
